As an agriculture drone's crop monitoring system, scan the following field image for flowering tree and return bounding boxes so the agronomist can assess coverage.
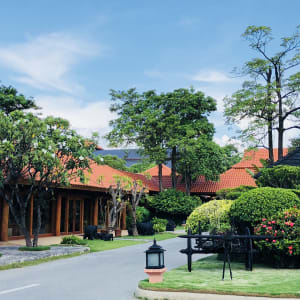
[0,111,97,247]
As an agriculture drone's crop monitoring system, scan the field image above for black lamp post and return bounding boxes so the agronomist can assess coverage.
[145,239,166,269]
[144,239,167,283]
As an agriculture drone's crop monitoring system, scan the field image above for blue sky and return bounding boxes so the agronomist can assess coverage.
[0,0,299,149]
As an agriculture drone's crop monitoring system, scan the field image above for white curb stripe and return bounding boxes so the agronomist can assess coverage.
[0,283,40,295]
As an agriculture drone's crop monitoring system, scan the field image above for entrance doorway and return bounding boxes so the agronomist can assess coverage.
[68,200,81,233]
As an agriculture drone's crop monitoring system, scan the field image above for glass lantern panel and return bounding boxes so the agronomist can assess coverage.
[147,253,159,267]
[160,252,164,266]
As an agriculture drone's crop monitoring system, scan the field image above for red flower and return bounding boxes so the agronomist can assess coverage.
[271,220,276,224]
[263,225,267,228]
[288,246,293,250]
[272,240,276,243]
[262,218,266,221]
[268,226,272,230]
[285,222,289,225]
[290,222,295,227]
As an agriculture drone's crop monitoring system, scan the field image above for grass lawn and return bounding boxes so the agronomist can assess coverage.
[119,232,179,241]
[86,239,145,252]
[139,255,300,298]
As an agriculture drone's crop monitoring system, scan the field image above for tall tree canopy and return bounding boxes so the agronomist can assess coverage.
[0,111,97,247]
[225,25,300,162]
[106,87,217,190]
[0,85,39,114]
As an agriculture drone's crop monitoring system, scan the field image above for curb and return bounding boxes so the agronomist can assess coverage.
[134,287,300,300]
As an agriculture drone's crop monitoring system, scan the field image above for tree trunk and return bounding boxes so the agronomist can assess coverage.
[158,163,163,192]
[33,203,41,247]
[185,172,191,196]
[131,208,138,236]
[268,121,274,164]
[266,68,274,164]
[274,66,284,159]
[171,146,177,189]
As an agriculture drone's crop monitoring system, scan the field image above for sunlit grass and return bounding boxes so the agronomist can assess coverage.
[139,255,300,298]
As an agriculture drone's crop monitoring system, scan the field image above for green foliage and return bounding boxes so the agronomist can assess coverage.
[0,110,98,246]
[151,217,168,233]
[289,137,300,153]
[0,85,39,115]
[229,187,300,229]
[136,206,151,223]
[127,160,156,173]
[216,185,256,200]
[147,189,201,221]
[61,235,88,246]
[225,25,300,161]
[177,137,226,194]
[19,246,51,251]
[254,207,300,267]
[221,144,242,171]
[102,155,128,171]
[186,200,233,233]
[256,165,300,189]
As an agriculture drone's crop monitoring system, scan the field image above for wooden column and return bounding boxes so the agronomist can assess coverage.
[29,194,34,237]
[65,196,69,234]
[55,193,62,236]
[121,203,127,230]
[105,201,109,228]
[72,200,76,232]
[1,198,9,241]
[93,198,99,226]
[80,199,84,233]
[51,200,56,233]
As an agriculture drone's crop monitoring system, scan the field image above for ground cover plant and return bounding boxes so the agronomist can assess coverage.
[139,255,300,298]
[19,246,50,251]
[61,235,88,246]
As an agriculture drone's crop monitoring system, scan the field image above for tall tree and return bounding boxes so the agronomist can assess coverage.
[0,85,39,114]
[106,89,169,191]
[0,111,97,247]
[177,138,226,195]
[106,88,216,189]
[225,25,300,160]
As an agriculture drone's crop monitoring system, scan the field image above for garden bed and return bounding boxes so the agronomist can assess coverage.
[139,255,300,298]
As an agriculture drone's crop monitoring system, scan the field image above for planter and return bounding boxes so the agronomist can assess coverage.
[114,229,121,237]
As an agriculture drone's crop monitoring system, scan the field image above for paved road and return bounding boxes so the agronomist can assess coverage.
[0,237,205,300]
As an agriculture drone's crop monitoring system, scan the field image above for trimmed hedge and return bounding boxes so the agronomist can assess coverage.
[61,235,88,246]
[229,187,300,230]
[19,246,51,251]
[148,189,201,222]
[256,165,300,189]
[186,200,233,233]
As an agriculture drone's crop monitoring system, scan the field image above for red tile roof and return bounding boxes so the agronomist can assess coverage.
[144,164,172,176]
[69,161,159,192]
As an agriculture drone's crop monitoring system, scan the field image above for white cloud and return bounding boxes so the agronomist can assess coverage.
[0,32,99,93]
[36,95,115,147]
[192,70,232,83]
[214,135,245,152]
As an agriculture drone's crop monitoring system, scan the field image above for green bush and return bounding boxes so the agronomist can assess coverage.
[254,207,300,267]
[216,185,256,200]
[186,200,233,233]
[136,206,151,223]
[61,235,88,246]
[19,246,51,251]
[147,189,201,222]
[256,165,300,189]
[151,217,168,233]
[229,187,300,230]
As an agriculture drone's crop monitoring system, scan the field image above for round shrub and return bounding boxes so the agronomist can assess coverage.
[216,185,256,200]
[254,207,300,267]
[186,200,233,233]
[147,189,201,222]
[229,187,300,230]
[151,217,168,233]
[256,165,300,189]
[61,235,88,246]
[136,206,151,223]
